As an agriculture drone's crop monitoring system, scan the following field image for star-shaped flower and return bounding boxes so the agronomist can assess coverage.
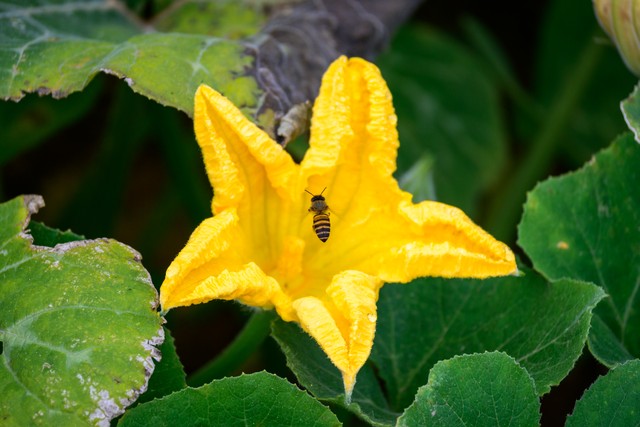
[160,56,517,401]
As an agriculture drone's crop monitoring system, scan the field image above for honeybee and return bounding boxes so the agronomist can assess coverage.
[305,188,330,242]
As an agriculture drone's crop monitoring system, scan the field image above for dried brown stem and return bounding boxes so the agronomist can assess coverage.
[245,0,424,143]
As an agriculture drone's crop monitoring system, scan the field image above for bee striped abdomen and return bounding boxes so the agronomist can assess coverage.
[312,213,331,242]
[306,188,331,243]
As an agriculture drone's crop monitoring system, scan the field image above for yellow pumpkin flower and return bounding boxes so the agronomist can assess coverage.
[160,56,517,402]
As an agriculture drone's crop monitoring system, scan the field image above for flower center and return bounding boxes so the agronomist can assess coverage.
[271,235,305,292]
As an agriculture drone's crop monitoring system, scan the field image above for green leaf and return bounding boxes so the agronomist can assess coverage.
[117,371,341,427]
[0,195,164,426]
[1,1,260,118]
[136,327,186,405]
[397,352,540,427]
[28,221,84,247]
[153,0,265,38]
[378,24,507,216]
[587,315,634,367]
[566,359,640,426]
[271,319,399,427]
[370,271,604,410]
[518,134,640,363]
[622,83,640,142]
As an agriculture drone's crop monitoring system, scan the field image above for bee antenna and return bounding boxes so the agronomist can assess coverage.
[304,189,314,196]
[320,187,327,195]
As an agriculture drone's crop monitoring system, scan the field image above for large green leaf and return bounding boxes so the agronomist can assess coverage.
[397,352,540,427]
[518,134,640,364]
[0,0,261,117]
[117,371,341,427]
[377,25,506,215]
[370,271,604,410]
[566,359,640,426]
[0,195,164,426]
[271,319,399,427]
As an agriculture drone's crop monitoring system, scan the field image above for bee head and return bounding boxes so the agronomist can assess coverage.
[305,187,327,199]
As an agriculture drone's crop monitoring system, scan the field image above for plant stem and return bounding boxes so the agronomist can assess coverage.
[484,33,603,243]
[187,309,274,387]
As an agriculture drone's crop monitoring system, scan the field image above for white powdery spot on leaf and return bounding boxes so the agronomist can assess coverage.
[143,326,164,363]
[60,388,75,410]
[136,355,153,380]
[88,387,122,427]
[32,410,45,423]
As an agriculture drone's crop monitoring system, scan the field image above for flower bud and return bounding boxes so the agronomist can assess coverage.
[594,0,640,76]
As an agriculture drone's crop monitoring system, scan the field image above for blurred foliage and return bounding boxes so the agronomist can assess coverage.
[379,25,507,217]
[1,0,639,425]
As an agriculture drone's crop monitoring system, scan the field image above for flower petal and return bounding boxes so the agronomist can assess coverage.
[194,84,303,264]
[302,56,398,181]
[299,56,413,263]
[160,209,289,311]
[194,84,299,213]
[298,57,516,281]
[292,270,382,402]
[338,200,517,282]
[301,55,404,202]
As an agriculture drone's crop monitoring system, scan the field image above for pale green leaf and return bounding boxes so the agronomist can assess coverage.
[153,0,265,38]
[0,195,163,426]
[0,1,260,117]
